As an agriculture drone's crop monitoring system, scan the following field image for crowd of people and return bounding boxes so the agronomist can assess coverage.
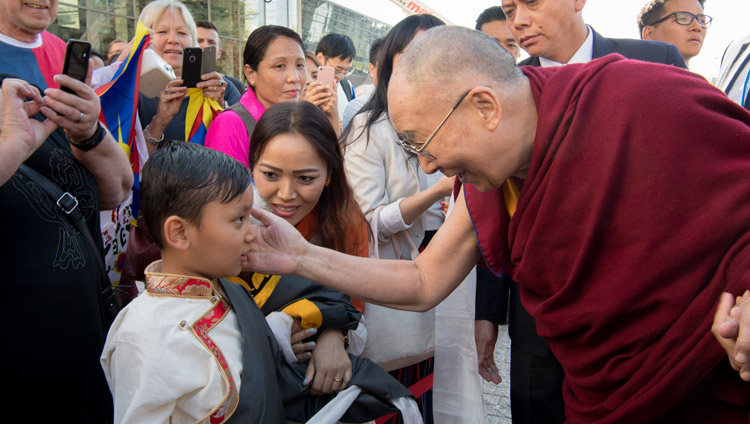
[1,0,749,422]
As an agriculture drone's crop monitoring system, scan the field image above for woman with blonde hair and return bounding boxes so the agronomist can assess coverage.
[137,0,241,151]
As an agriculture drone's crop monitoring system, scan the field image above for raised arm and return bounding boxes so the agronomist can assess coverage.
[246,187,482,312]
[40,72,132,209]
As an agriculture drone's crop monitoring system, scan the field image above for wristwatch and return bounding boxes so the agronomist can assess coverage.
[143,126,165,146]
[69,122,106,152]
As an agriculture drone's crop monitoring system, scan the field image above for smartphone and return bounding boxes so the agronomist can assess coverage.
[61,39,91,94]
[202,46,217,75]
[181,47,203,88]
[317,66,335,90]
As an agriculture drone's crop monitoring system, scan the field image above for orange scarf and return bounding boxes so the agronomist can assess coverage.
[295,206,368,312]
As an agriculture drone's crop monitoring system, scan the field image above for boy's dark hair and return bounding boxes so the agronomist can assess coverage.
[316,33,356,61]
[369,37,384,66]
[196,20,218,33]
[638,0,706,33]
[475,6,507,30]
[140,141,251,249]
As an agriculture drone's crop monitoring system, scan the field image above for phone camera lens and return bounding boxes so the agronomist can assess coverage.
[189,55,197,63]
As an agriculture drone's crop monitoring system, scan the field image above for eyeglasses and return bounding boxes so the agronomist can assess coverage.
[395,89,470,159]
[324,59,354,78]
[334,67,353,78]
[649,11,713,29]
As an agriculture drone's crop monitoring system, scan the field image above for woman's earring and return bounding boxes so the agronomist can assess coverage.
[325,177,331,186]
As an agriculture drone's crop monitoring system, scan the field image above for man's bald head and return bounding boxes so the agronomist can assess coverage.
[391,26,525,107]
[388,26,537,191]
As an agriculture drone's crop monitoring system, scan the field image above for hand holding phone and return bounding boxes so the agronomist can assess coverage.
[181,47,202,88]
[61,39,91,94]
[317,66,335,90]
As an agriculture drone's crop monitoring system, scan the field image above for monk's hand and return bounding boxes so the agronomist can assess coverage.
[290,318,317,362]
[304,329,352,395]
[475,320,502,384]
[712,291,750,381]
[245,207,310,274]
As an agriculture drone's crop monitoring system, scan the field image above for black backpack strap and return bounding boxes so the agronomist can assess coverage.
[340,78,354,101]
[16,163,120,320]
[228,102,258,144]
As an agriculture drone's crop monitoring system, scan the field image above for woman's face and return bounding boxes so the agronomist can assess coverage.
[150,9,192,76]
[305,57,319,85]
[245,36,307,108]
[252,132,329,227]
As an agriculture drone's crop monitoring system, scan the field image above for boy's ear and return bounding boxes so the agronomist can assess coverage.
[163,216,190,251]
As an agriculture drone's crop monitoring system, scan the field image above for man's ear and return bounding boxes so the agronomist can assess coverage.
[316,52,326,64]
[574,0,587,13]
[468,87,502,132]
[217,48,222,60]
[641,26,653,41]
[163,216,190,251]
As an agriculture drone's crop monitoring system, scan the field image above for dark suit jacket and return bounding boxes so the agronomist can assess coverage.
[476,28,687,356]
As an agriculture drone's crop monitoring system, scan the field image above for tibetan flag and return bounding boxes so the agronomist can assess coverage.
[96,21,149,218]
[184,87,224,145]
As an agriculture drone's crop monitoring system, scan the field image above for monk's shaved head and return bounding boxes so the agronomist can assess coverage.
[391,26,525,105]
[387,25,538,191]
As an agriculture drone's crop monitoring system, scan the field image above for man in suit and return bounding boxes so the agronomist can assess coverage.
[474,1,687,423]
[717,32,750,110]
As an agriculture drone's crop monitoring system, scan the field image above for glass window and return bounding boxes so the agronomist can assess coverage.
[239,0,262,41]
[87,12,135,61]
[49,4,86,41]
[89,0,134,16]
[218,37,243,81]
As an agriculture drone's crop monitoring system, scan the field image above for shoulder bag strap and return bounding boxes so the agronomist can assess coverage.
[16,163,121,319]
[228,102,257,144]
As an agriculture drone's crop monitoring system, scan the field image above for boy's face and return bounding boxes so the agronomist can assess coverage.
[183,185,254,280]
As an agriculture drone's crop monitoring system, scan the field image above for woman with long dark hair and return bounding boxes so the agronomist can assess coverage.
[342,15,452,424]
[243,101,369,395]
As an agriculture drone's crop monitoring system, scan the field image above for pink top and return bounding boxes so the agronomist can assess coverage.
[205,88,266,169]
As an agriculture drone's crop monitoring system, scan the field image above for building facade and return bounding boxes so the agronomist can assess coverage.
[50,0,389,83]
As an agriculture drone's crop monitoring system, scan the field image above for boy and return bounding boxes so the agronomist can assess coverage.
[101,142,418,423]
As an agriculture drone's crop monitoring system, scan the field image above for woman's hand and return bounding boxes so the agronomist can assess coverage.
[197,72,226,103]
[433,175,457,198]
[301,82,340,134]
[154,78,188,125]
[303,329,352,395]
[40,65,101,143]
[300,82,332,108]
[290,318,318,361]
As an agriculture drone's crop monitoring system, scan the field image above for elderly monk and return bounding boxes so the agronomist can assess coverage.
[245,26,750,423]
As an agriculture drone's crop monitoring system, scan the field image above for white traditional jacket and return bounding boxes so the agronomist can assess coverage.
[101,261,243,424]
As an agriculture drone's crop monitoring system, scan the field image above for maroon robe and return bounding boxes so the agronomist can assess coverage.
[465,54,750,422]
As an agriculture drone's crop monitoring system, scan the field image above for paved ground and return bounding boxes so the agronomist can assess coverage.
[482,325,512,424]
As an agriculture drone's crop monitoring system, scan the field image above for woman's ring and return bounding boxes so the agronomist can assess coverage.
[333,378,343,383]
